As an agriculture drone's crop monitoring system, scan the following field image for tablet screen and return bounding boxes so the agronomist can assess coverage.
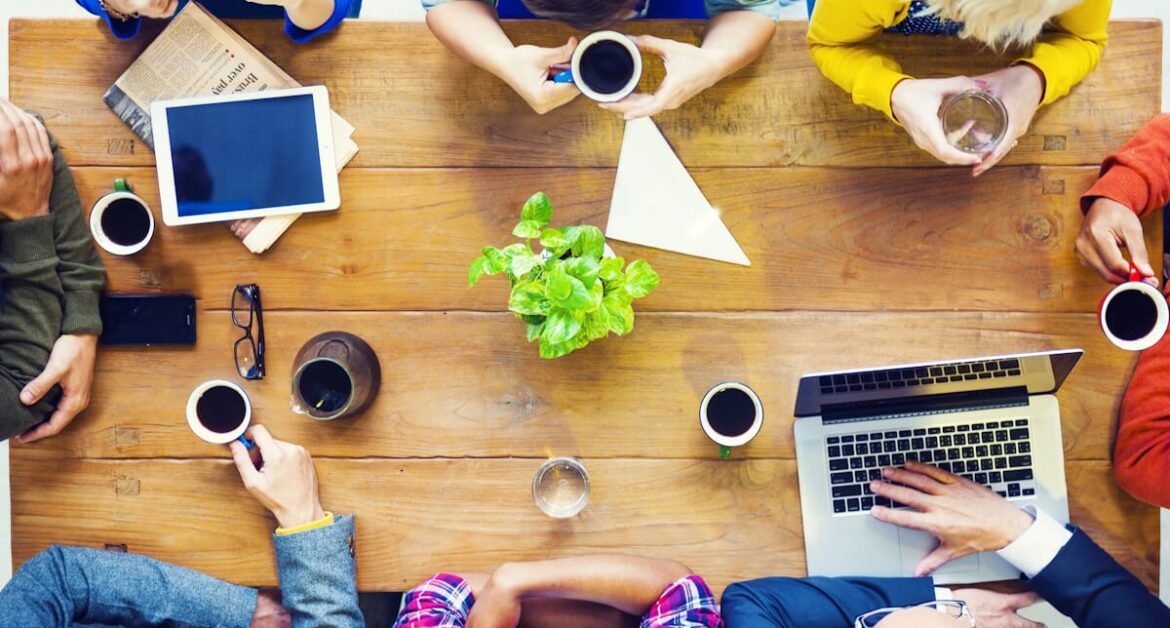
[163,94,325,218]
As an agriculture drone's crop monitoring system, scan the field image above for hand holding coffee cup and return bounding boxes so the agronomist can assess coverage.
[90,178,154,256]
[700,382,764,459]
[1100,265,1169,351]
[229,424,326,529]
[186,380,255,450]
[550,31,642,103]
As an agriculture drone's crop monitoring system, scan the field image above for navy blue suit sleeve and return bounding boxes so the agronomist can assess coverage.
[1027,528,1170,628]
[721,576,935,627]
[271,513,364,628]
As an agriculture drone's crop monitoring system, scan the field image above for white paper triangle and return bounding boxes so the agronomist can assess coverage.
[606,117,750,266]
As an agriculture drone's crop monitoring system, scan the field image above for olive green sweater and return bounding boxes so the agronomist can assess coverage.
[0,120,107,440]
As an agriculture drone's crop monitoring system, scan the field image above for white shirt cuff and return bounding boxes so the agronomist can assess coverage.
[934,587,953,601]
[995,506,1073,578]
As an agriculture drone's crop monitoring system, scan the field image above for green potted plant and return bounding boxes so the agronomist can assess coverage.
[469,192,661,359]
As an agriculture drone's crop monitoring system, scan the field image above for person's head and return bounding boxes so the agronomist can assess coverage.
[920,0,1083,50]
[873,606,973,628]
[103,0,180,19]
[520,0,641,31]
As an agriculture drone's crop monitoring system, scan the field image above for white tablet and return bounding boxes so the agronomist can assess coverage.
[151,86,340,226]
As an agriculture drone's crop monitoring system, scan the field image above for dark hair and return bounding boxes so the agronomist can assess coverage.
[520,0,641,30]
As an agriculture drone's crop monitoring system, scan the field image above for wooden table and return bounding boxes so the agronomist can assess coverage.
[7,18,1164,595]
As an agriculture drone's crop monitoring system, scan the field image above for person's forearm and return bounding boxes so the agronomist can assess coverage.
[1081,114,1170,218]
[1116,335,1170,508]
[285,0,336,31]
[699,11,775,84]
[518,598,633,628]
[426,1,517,82]
[494,555,691,615]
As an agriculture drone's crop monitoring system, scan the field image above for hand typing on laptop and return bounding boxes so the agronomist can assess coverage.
[869,461,1036,577]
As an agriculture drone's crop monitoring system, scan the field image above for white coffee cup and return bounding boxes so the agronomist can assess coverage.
[186,379,254,448]
[567,31,642,103]
[700,381,764,459]
[1100,276,1169,351]
[90,181,155,256]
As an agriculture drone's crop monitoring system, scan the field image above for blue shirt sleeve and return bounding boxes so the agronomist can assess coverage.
[421,0,496,11]
[705,0,784,20]
[285,0,351,43]
[75,0,143,39]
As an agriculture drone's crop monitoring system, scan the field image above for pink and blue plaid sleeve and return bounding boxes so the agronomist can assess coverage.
[393,573,475,628]
[640,575,724,628]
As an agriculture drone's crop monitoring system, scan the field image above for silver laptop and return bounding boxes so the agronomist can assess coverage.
[794,349,1081,584]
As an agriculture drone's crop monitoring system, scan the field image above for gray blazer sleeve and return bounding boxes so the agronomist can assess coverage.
[271,513,364,628]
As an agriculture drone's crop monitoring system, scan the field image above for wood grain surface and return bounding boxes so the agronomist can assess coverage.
[9,457,1158,594]
[7,17,1164,598]
[69,166,1160,313]
[8,20,1161,169]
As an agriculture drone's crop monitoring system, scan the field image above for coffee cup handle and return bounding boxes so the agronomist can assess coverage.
[719,446,732,460]
[114,178,130,193]
[236,434,255,451]
[1128,263,1143,283]
[550,69,574,84]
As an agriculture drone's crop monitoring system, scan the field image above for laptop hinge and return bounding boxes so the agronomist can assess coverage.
[821,387,1030,425]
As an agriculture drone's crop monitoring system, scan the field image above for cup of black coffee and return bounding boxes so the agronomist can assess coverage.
[186,379,254,448]
[1100,268,1169,351]
[700,381,764,459]
[90,178,154,256]
[558,31,642,103]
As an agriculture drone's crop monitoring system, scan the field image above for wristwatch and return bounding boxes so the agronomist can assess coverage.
[98,0,138,21]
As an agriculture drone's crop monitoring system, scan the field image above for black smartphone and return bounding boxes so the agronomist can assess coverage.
[99,294,196,346]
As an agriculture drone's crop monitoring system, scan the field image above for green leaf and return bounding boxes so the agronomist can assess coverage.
[481,246,509,272]
[543,308,582,344]
[539,337,578,359]
[602,292,635,335]
[510,252,542,278]
[520,192,553,228]
[508,281,549,316]
[544,263,574,302]
[598,256,626,286]
[623,260,660,299]
[525,320,545,342]
[468,255,490,287]
[569,225,605,259]
[582,308,609,341]
[513,220,543,239]
[539,228,570,255]
[563,257,600,289]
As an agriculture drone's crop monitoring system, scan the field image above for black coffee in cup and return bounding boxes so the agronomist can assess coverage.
[100,197,152,247]
[706,387,757,438]
[1105,289,1159,341]
[298,360,353,413]
[195,385,248,434]
[579,40,636,95]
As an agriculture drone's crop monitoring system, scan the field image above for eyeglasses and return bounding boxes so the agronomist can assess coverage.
[631,0,651,18]
[231,284,266,380]
[855,600,975,628]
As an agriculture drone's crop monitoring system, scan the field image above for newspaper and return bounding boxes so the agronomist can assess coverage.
[102,2,358,254]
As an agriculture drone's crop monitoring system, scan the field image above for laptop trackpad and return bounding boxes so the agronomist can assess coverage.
[898,527,981,576]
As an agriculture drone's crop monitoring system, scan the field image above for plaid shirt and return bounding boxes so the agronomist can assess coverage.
[394,573,723,627]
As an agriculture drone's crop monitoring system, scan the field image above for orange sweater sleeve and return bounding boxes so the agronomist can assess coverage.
[1117,334,1170,508]
[1081,114,1170,218]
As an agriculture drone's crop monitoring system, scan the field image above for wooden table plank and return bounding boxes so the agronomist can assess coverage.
[70,166,1158,313]
[9,20,1160,169]
[10,457,1157,594]
[15,311,1133,461]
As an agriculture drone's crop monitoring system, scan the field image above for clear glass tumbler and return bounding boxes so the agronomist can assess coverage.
[532,457,590,518]
[939,89,1008,154]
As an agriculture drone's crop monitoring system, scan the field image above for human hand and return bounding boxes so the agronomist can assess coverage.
[497,39,581,115]
[0,101,53,222]
[466,564,524,628]
[869,461,1034,576]
[970,65,1044,177]
[230,425,326,529]
[250,589,291,628]
[1076,197,1156,286]
[951,589,1042,628]
[103,0,180,18]
[18,334,98,444]
[890,77,984,167]
[600,35,729,121]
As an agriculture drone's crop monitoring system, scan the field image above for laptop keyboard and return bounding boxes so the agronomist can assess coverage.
[818,358,1021,395]
[826,418,1035,516]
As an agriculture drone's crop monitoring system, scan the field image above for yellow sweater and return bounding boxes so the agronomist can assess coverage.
[807,0,1111,119]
